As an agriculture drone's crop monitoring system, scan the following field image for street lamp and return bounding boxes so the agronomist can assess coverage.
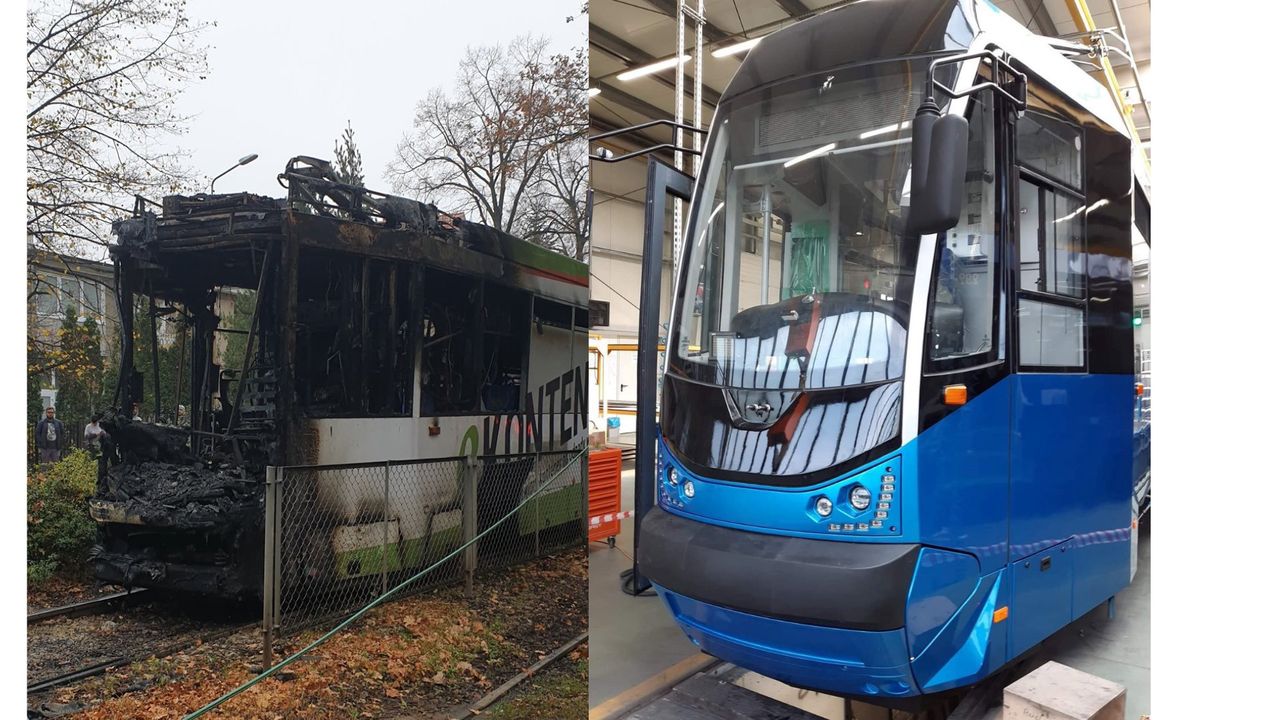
[209,153,259,192]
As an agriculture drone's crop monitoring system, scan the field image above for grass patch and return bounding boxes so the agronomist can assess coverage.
[483,653,587,720]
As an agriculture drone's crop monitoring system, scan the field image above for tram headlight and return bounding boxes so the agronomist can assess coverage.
[667,466,679,486]
[815,496,833,517]
[682,480,696,498]
[849,485,872,511]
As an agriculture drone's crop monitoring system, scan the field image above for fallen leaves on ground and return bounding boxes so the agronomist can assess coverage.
[55,548,586,720]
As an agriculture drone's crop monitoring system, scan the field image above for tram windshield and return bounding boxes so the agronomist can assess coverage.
[671,60,930,391]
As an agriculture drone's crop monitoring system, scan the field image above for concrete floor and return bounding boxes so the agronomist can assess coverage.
[588,466,699,707]
[589,464,1151,718]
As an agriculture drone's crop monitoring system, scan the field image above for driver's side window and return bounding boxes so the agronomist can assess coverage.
[925,89,998,368]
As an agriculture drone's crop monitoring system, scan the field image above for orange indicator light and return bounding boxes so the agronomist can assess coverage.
[943,384,968,406]
[993,606,1008,624]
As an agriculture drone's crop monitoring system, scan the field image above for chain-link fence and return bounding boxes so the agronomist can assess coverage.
[261,448,586,665]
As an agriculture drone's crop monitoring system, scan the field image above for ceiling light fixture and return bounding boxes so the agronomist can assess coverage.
[712,38,762,58]
[618,55,692,81]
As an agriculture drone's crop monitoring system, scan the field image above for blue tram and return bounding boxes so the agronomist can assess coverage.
[637,0,1150,701]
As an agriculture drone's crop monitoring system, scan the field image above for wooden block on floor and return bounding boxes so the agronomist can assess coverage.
[1003,661,1125,720]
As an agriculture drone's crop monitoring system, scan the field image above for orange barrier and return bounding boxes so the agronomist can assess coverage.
[588,448,623,545]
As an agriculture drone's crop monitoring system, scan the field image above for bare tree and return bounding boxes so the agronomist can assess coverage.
[27,0,210,257]
[524,134,590,261]
[387,36,587,251]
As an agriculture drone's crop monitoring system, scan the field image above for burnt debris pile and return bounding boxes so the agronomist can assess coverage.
[89,416,264,597]
[97,461,261,530]
[99,413,194,465]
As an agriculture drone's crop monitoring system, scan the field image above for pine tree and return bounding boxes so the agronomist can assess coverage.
[334,121,364,187]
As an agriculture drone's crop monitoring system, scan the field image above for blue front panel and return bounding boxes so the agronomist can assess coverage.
[915,378,1012,574]
[658,442,911,543]
[911,570,1009,694]
[904,548,980,657]
[655,585,919,698]
[1010,374,1132,618]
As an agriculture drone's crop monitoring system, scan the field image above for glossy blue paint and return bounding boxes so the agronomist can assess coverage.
[658,440,911,542]
[1010,374,1133,623]
[1010,374,1132,559]
[913,570,1008,693]
[647,370,1137,697]
[915,377,1012,574]
[905,548,980,658]
[1008,539,1073,658]
[655,584,920,698]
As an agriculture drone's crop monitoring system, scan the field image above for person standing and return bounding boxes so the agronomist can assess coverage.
[84,414,107,457]
[35,406,66,465]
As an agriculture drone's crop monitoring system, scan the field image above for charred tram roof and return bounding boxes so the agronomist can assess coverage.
[720,0,974,104]
[111,173,587,307]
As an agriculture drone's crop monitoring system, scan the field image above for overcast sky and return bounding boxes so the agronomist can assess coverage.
[169,0,585,198]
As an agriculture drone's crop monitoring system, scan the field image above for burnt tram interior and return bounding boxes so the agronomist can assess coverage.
[90,156,585,597]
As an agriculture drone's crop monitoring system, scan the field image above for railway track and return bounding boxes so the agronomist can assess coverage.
[27,588,150,625]
[28,589,256,697]
[27,621,258,695]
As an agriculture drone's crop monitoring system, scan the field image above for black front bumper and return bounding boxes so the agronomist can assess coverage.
[638,508,920,631]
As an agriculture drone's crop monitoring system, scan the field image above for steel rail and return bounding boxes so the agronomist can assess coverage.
[27,621,257,695]
[27,588,149,624]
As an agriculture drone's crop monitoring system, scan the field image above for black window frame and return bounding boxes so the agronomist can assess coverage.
[923,87,1004,376]
[1013,102,1088,374]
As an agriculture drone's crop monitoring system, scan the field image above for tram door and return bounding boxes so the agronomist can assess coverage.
[1006,75,1135,658]
[1004,76,1095,656]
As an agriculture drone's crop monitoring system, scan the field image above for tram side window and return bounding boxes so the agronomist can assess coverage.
[1017,178,1086,369]
[1015,102,1086,371]
[1018,181,1085,297]
[421,272,480,414]
[926,91,997,365]
[1017,110,1082,189]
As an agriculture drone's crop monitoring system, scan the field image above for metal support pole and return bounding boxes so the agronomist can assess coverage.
[623,160,695,596]
[462,457,478,598]
[579,449,589,544]
[148,294,161,420]
[534,462,542,558]
[673,0,686,264]
[272,471,282,647]
[381,460,390,597]
[261,466,277,670]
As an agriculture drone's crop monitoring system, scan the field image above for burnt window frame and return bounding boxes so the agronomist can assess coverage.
[419,270,484,416]
[478,281,531,415]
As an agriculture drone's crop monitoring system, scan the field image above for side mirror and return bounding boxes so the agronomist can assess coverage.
[907,102,968,235]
